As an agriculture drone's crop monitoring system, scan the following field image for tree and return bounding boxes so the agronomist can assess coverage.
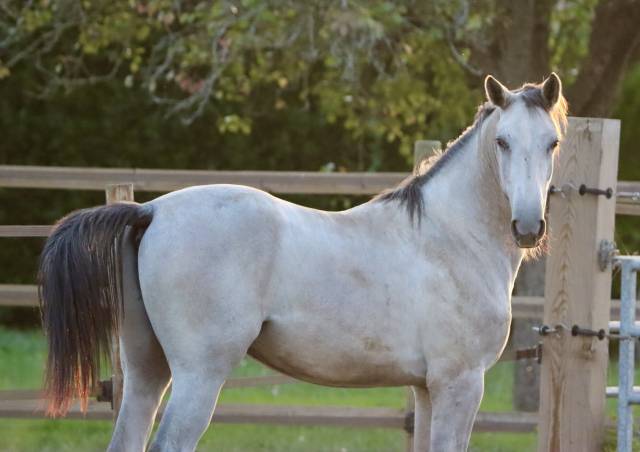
[448,0,640,116]
[0,1,476,161]
[3,0,639,161]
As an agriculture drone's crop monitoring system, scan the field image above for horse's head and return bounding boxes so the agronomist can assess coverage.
[484,73,568,249]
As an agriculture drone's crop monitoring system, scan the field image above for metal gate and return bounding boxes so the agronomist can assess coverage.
[613,256,640,452]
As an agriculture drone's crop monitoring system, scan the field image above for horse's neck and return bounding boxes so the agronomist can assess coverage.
[420,125,524,285]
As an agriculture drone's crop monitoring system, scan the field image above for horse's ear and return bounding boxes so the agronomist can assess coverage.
[484,75,510,108]
[542,72,562,108]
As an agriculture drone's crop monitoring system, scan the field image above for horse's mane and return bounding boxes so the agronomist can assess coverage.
[375,103,496,222]
[376,83,568,222]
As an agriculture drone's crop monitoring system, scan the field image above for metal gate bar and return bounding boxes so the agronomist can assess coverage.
[615,256,640,452]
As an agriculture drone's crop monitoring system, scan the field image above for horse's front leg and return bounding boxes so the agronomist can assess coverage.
[427,367,484,451]
[412,385,431,451]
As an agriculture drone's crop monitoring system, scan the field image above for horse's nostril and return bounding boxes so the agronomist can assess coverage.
[511,220,518,236]
[538,219,546,237]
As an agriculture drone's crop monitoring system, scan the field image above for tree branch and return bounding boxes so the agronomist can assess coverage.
[445,1,483,77]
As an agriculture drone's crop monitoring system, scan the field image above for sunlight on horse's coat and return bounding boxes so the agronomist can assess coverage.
[38,74,568,452]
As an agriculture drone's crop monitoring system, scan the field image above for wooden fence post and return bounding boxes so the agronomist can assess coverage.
[404,388,415,452]
[537,118,620,451]
[105,183,134,421]
[512,259,545,411]
[405,140,441,452]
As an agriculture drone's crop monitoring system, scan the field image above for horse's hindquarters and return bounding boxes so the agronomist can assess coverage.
[135,187,275,450]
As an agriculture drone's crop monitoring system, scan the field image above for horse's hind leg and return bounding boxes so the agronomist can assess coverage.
[108,340,170,452]
[142,286,263,452]
[147,326,260,452]
[107,230,171,452]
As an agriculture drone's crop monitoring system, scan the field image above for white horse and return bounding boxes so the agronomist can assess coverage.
[38,74,567,451]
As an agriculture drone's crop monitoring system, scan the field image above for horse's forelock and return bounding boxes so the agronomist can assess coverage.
[514,84,569,137]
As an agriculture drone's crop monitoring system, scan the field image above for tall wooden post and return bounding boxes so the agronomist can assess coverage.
[105,183,134,421]
[512,259,545,411]
[537,118,620,451]
[405,140,441,452]
[404,388,415,452]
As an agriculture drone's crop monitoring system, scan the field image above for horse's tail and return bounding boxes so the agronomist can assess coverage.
[38,202,153,416]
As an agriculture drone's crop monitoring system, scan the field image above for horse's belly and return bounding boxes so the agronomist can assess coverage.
[246,319,426,387]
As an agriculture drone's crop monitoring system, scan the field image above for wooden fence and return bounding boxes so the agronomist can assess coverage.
[0,390,538,433]
[2,162,639,321]
[0,159,544,446]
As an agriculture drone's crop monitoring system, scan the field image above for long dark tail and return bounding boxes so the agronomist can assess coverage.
[38,202,153,416]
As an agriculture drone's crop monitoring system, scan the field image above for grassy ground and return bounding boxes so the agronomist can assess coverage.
[0,327,631,451]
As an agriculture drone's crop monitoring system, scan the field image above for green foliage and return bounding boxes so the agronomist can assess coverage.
[549,0,599,84]
[612,65,640,257]
[0,0,617,166]
[0,1,599,156]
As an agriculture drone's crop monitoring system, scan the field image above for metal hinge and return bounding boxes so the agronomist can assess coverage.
[598,239,618,271]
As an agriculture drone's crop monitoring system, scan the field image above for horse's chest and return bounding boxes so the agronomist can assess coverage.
[419,273,511,366]
[437,296,511,367]
[474,299,511,351]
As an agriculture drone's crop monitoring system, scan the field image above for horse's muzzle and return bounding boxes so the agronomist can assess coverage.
[511,219,545,248]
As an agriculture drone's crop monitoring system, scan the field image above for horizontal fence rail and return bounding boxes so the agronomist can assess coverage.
[0,375,297,402]
[0,225,51,237]
[1,165,639,215]
[0,396,538,433]
[0,165,403,195]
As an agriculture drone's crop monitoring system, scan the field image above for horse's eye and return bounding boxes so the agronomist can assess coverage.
[548,140,559,152]
[496,138,509,150]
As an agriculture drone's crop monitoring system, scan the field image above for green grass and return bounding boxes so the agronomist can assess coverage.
[11,326,637,451]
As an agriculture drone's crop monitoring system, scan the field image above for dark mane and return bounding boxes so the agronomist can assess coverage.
[375,103,496,221]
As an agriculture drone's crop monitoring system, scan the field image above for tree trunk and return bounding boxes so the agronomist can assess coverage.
[567,0,640,116]
[470,0,553,87]
[494,0,553,86]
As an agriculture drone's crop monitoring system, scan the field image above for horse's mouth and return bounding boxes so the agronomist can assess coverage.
[513,233,542,249]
